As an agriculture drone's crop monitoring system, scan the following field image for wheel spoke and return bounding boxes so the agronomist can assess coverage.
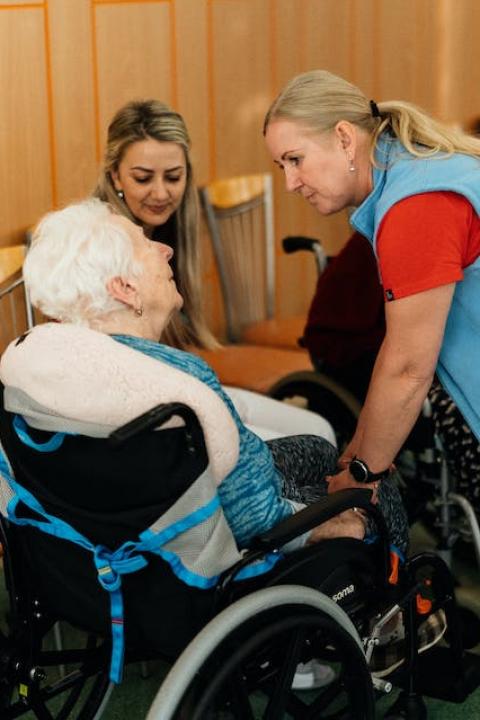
[172,600,374,720]
[265,627,306,719]
[228,672,255,720]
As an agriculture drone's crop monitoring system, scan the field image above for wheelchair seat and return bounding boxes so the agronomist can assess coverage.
[1,323,479,720]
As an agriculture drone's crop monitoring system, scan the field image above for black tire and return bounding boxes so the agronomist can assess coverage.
[149,586,375,720]
[269,371,361,451]
[180,607,373,719]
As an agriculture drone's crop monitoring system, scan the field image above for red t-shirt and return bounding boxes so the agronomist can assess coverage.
[377,191,480,301]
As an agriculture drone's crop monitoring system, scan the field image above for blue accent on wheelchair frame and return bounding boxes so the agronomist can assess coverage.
[390,544,405,564]
[234,551,283,579]
[363,533,405,564]
[13,415,67,452]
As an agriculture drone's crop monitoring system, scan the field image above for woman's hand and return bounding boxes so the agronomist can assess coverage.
[326,468,380,503]
[307,509,366,543]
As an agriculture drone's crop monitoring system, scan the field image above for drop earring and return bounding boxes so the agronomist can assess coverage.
[348,156,356,172]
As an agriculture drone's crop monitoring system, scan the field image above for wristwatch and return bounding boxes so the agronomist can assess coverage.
[348,457,391,483]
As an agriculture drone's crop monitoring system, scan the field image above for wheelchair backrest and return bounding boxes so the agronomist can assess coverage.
[0,324,250,681]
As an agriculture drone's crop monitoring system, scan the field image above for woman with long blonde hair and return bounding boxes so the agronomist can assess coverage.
[94,98,335,448]
[264,69,480,514]
[94,99,215,350]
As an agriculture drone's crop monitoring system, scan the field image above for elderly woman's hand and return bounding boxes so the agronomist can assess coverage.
[307,508,366,544]
[326,468,380,503]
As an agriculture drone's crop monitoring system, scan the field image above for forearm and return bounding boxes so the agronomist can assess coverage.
[348,343,433,471]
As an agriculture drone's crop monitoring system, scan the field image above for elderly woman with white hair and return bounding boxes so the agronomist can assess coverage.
[20,198,408,556]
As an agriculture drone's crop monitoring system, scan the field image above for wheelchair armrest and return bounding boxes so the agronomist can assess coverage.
[251,487,386,551]
[282,235,329,274]
[215,489,391,605]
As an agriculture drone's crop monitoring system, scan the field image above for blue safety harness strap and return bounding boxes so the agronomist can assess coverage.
[0,446,145,684]
[13,415,68,452]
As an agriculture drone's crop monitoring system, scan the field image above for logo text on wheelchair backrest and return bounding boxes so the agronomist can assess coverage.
[332,584,354,603]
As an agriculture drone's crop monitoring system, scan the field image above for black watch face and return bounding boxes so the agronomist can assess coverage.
[349,459,368,482]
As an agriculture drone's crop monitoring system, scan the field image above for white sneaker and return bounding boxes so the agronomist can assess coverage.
[292,660,336,690]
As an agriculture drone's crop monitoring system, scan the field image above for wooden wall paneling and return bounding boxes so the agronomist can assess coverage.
[175,0,209,185]
[349,0,378,93]
[437,0,480,126]
[375,0,415,102]
[0,0,43,5]
[93,0,173,155]
[375,0,441,112]
[208,0,272,179]
[175,0,224,335]
[408,0,443,116]
[0,4,52,245]
[273,0,304,88]
[302,0,354,78]
[48,0,97,205]
[269,0,309,318]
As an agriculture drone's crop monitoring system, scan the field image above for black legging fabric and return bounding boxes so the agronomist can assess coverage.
[267,434,408,555]
[429,378,480,510]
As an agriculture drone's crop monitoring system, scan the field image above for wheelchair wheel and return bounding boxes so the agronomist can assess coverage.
[148,585,375,720]
[0,621,112,720]
[269,371,361,450]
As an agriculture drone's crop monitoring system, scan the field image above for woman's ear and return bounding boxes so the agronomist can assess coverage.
[334,120,357,153]
[106,275,139,310]
[110,169,122,193]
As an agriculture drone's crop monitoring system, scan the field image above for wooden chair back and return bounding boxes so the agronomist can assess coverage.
[0,244,34,352]
[200,173,275,343]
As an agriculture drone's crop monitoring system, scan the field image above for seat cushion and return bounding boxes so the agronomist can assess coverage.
[242,316,307,350]
[196,344,313,394]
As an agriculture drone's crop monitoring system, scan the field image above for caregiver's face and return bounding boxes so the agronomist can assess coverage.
[265,119,359,215]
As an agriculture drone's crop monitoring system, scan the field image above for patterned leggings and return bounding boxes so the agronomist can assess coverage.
[429,379,480,510]
[267,434,408,555]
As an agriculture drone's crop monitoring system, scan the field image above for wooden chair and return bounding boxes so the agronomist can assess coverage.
[200,172,308,349]
[198,173,314,393]
[0,244,34,353]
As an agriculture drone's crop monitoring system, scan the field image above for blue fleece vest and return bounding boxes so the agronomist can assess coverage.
[350,135,480,440]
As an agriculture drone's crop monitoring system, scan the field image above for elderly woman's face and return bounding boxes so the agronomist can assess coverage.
[114,215,183,331]
[265,119,362,215]
[111,138,187,231]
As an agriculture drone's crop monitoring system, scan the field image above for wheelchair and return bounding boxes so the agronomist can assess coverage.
[1,380,480,720]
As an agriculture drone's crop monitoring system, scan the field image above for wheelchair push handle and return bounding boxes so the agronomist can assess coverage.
[282,235,328,274]
[109,402,202,447]
[282,235,321,254]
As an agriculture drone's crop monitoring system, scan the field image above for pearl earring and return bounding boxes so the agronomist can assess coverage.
[348,157,356,172]
[117,190,124,200]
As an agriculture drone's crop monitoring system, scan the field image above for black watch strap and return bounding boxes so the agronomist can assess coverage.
[348,457,391,483]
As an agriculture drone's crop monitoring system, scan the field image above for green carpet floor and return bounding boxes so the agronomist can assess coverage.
[2,520,480,719]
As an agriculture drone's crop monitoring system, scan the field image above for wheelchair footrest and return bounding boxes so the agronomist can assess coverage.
[415,647,480,702]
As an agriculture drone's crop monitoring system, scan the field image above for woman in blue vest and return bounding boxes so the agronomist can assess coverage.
[264,69,480,513]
